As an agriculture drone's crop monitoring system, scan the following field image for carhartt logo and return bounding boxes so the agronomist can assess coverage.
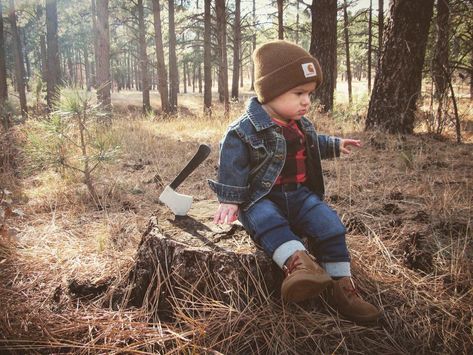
[302,63,317,78]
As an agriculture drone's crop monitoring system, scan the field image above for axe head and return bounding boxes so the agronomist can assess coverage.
[159,185,193,216]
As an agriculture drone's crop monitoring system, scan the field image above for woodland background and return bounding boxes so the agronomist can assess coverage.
[0,0,472,353]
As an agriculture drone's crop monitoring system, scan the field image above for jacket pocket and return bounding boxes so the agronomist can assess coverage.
[247,136,271,177]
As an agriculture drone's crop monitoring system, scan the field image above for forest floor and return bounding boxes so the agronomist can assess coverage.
[0,89,472,353]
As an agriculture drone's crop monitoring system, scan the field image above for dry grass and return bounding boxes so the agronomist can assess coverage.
[0,91,472,353]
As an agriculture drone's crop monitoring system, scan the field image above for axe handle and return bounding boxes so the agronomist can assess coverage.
[170,144,211,190]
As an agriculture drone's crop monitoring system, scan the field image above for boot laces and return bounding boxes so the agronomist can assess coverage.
[283,254,303,277]
[283,251,317,276]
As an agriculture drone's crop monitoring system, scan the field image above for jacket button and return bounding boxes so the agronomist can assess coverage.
[263,181,272,188]
[275,154,284,160]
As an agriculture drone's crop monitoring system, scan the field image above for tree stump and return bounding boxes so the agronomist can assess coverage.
[125,200,282,316]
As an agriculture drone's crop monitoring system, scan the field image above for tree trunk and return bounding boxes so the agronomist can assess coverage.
[126,50,130,89]
[240,47,244,88]
[192,62,196,93]
[168,0,178,112]
[310,0,337,112]
[124,202,282,312]
[187,62,191,87]
[277,0,284,40]
[470,49,473,100]
[203,0,212,113]
[96,0,111,112]
[216,0,229,114]
[91,0,99,89]
[198,63,202,94]
[231,0,241,101]
[9,0,27,117]
[432,0,449,133]
[366,0,434,133]
[368,0,373,93]
[183,61,187,94]
[250,0,256,91]
[343,0,352,104]
[67,51,74,84]
[295,0,300,44]
[78,49,84,88]
[137,0,151,113]
[152,0,170,114]
[378,0,384,66]
[37,3,48,85]
[84,46,91,90]
[0,3,8,104]
[21,28,31,88]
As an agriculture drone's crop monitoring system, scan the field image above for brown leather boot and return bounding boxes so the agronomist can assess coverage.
[281,250,332,303]
[328,277,382,323]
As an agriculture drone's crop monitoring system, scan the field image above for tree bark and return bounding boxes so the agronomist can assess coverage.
[9,0,27,117]
[378,0,384,66]
[203,0,212,113]
[432,0,449,99]
[366,0,434,133]
[343,0,352,104]
[470,48,473,100]
[0,3,8,104]
[277,0,284,40]
[137,0,151,113]
[368,0,373,93]
[168,0,178,112]
[216,0,229,114]
[152,0,170,114]
[310,0,337,112]
[231,0,241,101]
[96,0,111,112]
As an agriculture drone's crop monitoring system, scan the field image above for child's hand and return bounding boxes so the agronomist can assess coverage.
[340,139,362,154]
[214,203,239,225]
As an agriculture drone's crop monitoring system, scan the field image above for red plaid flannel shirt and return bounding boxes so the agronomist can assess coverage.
[272,118,307,185]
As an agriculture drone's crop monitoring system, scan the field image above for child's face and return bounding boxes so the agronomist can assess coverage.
[263,82,317,122]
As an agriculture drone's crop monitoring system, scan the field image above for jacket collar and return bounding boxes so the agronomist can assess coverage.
[245,96,313,133]
[245,97,277,132]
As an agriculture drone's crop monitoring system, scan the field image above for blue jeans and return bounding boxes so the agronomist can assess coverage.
[239,186,350,264]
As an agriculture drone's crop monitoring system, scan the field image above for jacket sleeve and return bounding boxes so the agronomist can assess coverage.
[317,134,341,160]
[207,128,250,204]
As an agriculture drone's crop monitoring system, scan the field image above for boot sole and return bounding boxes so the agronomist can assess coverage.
[282,274,332,303]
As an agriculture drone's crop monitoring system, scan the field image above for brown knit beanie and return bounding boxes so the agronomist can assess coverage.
[253,40,323,104]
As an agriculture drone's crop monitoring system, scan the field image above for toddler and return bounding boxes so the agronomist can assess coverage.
[209,40,381,323]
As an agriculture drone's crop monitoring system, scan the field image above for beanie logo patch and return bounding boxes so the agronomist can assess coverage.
[302,63,317,78]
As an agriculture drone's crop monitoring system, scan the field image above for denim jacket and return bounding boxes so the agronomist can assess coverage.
[208,97,341,212]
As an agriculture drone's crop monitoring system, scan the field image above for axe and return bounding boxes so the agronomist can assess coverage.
[159,144,211,216]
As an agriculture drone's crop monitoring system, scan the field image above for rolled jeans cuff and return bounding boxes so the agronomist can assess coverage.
[321,262,352,277]
[272,240,307,269]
